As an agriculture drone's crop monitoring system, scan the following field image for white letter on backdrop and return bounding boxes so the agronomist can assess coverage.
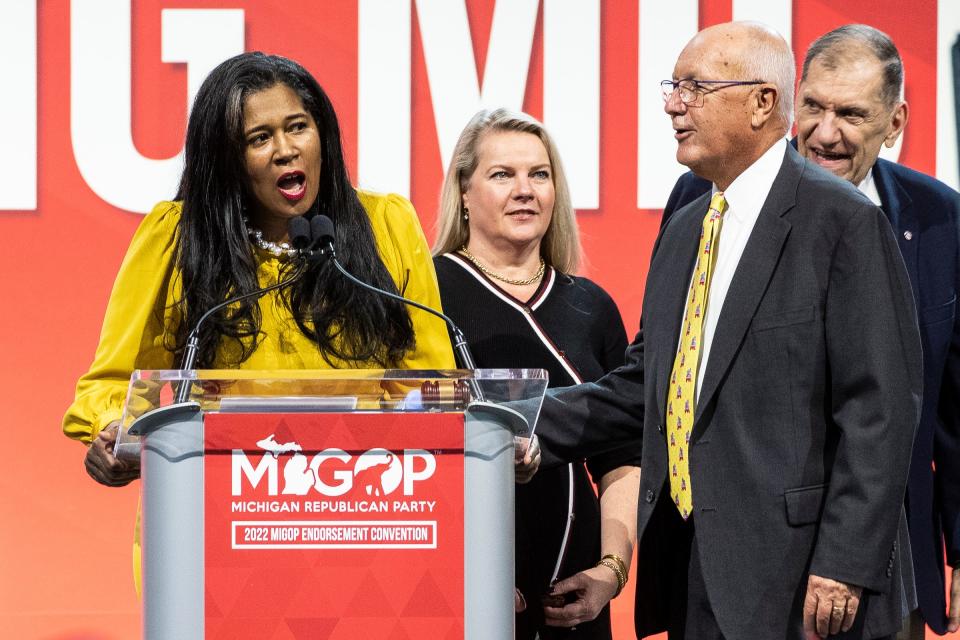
[358,0,412,196]
[415,0,539,172]
[544,0,599,209]
[0,1,37,210]
[71,1,243,213]
[160,10,245,116]
[637,0,697,209]
[731,0,791,46]
[363,0,597,207]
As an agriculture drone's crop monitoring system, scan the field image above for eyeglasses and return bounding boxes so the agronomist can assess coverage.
[661,79,765,107]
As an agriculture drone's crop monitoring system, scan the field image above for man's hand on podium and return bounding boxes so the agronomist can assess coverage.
[515,434,541,484]
[85,422,140,487]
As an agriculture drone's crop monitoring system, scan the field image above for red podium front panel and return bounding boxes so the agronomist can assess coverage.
[203,412,466,639]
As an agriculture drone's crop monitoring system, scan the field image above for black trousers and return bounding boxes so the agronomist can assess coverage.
[658,503,726,640]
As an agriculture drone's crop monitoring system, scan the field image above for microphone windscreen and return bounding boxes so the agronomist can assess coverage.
[287,216,312,249]
[310,214,336,245]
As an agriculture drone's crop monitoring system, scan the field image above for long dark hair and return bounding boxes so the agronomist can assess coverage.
[171,52,415,368]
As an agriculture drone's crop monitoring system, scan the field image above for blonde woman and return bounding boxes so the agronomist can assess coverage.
[433,109,640,638]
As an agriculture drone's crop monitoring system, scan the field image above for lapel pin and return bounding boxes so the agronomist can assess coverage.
[903,230,913,240]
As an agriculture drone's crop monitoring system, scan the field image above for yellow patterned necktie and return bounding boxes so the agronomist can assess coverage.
[667,191,727,520]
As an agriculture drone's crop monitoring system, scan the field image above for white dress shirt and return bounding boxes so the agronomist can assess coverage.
[857,168,882,206]
[691,138,789,400]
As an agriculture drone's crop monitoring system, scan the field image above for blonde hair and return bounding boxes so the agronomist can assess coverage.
[432,108,581,274]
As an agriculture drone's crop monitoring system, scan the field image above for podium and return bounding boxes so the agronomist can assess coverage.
[116,369,547,640]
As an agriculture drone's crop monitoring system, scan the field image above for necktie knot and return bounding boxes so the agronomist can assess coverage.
[708,191,727,222]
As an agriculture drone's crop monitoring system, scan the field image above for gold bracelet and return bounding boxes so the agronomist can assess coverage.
[596,559,625,596]
[596,554,627,597]
[601,553,628,579]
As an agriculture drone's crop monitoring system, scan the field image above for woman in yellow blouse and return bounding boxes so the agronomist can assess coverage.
[64,52,454,486]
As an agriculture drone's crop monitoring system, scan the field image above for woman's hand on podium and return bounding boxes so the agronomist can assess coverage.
[514,434,541,484]
[514,588,527,612]
[85,422,141,487]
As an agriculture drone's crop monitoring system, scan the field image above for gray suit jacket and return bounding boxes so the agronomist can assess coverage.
[662,154,960,633]
[536,145,923,638]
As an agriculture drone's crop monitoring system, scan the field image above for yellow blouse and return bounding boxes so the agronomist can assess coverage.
[63,189,456,443]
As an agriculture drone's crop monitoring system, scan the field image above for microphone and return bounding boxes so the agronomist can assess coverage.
[173,217,313,403]
[287,215,312,250]
[310,214,335,247]
[309,214,483,399]
[174,213,482,403]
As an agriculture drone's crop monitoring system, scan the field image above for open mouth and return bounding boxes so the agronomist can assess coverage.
[810,148,850,163]
[674,128,693,141]
[277,171,307,202]
[508,209,537,219]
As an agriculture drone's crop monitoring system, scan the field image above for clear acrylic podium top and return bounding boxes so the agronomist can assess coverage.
[115,368,548,457]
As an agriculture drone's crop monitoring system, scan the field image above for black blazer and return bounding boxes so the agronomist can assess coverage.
[536,146,923,639]
[662,155,960,634]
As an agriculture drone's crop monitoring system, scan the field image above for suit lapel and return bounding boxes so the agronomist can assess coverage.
[874,159,918,288]
[693,148,800,429]
[651,191,713,430]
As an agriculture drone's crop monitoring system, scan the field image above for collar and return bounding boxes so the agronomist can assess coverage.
[713,138,789,222]
[857,167,882,206]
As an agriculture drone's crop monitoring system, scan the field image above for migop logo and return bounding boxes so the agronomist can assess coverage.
[232,436,436,497]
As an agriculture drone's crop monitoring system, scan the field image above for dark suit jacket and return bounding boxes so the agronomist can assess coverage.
[536,146,923,639]
[662,156,960,634]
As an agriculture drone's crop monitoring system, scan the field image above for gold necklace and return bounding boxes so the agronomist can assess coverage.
[459,246,545,286]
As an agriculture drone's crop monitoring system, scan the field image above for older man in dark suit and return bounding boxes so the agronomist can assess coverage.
[535,21,922,639]
[661,25,960,638]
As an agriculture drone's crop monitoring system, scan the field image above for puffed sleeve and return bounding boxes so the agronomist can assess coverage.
[62,201,182,443]
[359,190,456,370]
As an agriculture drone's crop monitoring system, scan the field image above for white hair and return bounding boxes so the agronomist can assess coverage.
[739,22,795,131]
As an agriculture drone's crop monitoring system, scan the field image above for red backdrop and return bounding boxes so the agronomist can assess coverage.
[0,1,952,638]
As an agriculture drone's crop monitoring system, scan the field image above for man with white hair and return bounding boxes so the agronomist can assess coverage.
[661,24,960,639]
[535,21,921,639]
